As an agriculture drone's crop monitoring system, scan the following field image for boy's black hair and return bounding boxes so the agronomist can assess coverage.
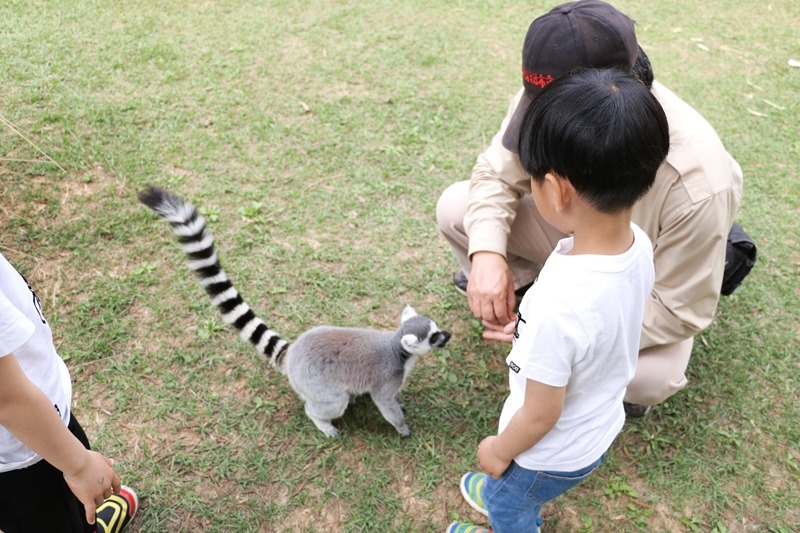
[631,45,654,88]
[518,68,669,214]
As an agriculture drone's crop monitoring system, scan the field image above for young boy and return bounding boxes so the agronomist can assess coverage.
[0,252,138,533]
[447,68,670,533]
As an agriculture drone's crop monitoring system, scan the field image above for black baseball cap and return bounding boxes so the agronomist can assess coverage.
[502,0,639,152]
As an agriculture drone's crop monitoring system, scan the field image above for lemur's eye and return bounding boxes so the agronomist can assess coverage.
[430,332,442,345]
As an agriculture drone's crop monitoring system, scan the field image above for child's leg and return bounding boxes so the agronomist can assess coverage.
[482,462,544,533]
[0,414,95,533]
[0,454,91,533]
[484,457,605,533]
[68,412,92,450]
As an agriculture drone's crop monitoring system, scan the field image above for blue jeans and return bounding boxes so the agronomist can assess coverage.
[484,455,606,533]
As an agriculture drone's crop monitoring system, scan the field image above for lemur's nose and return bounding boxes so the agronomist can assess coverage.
[436,331,451,347]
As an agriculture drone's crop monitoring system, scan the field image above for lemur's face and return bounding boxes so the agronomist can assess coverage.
[401,318,451,355]
[398,305,451,354]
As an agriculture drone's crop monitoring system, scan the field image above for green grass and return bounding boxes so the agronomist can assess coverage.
[1,1,798,531]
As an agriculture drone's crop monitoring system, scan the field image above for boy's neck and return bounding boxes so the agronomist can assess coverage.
[567,208,634,256]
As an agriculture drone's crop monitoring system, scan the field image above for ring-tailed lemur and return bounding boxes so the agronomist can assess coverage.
[138,185,451,438]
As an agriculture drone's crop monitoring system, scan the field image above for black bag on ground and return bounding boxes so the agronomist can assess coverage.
[721,222,757,296]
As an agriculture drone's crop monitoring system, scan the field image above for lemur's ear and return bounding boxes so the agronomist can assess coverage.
[401,334,420,351]
[401,305,417,323]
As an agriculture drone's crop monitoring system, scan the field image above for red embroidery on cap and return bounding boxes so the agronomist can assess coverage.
[522,68,554,89]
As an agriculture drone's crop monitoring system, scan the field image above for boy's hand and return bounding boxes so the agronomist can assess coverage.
[477,436,511,480]
[63,450,121,525]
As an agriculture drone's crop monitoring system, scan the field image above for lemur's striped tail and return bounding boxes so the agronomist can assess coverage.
[138,185,289,369]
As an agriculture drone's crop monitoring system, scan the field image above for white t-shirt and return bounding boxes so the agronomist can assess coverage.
[498,223,654,472]
[0,253,72,472]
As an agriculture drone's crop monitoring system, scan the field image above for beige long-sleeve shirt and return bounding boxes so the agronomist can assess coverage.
[464,81,743,349]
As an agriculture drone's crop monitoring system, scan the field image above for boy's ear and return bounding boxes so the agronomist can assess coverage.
[544,172,574,212]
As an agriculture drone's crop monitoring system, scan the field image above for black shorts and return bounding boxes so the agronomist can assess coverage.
[0,414,94,533]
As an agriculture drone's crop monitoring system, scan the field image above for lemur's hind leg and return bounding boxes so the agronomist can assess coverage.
[304,393,349,438]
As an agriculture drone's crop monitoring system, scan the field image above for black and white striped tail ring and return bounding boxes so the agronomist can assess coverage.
[138,185,289,366]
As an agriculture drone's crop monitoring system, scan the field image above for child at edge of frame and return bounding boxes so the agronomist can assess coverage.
[0,251,138,533]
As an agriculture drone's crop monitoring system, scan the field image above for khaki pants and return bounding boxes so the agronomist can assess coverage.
[436,180,691,406]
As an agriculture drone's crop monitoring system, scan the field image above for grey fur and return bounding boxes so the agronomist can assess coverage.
[139,185,451,437]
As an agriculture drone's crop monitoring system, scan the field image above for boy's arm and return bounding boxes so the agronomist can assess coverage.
[0,352,120,524]
[478,378,565,479]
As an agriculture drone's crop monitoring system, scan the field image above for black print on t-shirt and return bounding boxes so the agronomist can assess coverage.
[513,310,526,340]
[18,273,46,324]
